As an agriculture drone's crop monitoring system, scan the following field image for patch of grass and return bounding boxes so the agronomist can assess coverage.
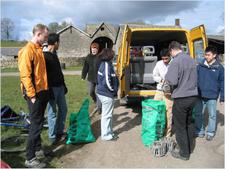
[1,67,19,72]
[1,66,82,72]
[1,40,27,47]
[64,65,83,71]
[1,75,92,168]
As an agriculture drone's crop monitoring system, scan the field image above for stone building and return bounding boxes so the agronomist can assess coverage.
[57,22,120,58]
[1,22,224,68]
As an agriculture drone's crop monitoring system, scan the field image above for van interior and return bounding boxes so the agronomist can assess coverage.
[129,30,188,91]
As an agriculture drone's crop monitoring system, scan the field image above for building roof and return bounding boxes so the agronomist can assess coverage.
[57,24,90,37]
[207,35,224,42]
[90,22,119,38]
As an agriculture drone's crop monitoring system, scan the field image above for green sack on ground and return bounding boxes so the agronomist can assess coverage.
[141,99,166,147]
[66,99,96,144]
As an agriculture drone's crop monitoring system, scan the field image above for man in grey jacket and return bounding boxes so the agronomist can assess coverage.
[165,41,198,161]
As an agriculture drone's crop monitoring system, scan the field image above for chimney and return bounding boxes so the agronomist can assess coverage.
[175,19,180,26]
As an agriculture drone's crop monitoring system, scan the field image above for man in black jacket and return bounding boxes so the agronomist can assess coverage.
[44,33,68,144]
[82,42,101,113]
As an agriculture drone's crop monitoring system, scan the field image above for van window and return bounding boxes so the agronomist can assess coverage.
[193,39,204,63]
[129,30,188,91]
[131,31,188,60]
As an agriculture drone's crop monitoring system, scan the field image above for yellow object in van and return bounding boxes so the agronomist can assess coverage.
[116,25,207,99]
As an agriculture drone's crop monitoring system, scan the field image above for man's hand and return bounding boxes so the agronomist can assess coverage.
[30,97,36,104]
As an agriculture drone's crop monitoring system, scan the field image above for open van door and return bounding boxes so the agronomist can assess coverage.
[189,25,208,61]
[117,25,132,98]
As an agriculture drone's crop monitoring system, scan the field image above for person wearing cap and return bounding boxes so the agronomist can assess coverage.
[82,42,101,113]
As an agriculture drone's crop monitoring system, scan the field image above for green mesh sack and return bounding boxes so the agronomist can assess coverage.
[66,99,96,144]
[141,99,166,147]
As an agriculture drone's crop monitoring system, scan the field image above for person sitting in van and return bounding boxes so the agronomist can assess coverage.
[82,42,102,113]
[96,48,119,141]
[153,48,173,137]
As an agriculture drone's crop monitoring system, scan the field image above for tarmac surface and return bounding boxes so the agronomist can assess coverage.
[53,101,224,168]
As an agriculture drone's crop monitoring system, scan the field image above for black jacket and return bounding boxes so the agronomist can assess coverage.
[43,51,65,87]
[81,54,101,83]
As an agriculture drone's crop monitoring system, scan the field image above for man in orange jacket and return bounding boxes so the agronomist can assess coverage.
[18,24,49,168]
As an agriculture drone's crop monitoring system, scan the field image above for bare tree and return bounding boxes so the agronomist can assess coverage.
[1,18,14,40]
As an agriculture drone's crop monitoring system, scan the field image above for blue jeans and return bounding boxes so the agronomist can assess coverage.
[97,94,114,140]
[195,98,217,137]
[47,86,67,140]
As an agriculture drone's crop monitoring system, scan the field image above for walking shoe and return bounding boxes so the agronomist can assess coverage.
[196,134,205,138]
[206,135,214,141]
[108,135,119,141]
[56,133,67,142]
[35,150,45,159]
[49,138,58,145]
[24,157,46,168]
[171,149,189,161]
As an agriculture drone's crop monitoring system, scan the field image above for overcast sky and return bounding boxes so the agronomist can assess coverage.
[1,0,224,40]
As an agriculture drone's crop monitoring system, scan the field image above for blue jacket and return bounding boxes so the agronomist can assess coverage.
[97,61,119,98]
[197,59,224,102]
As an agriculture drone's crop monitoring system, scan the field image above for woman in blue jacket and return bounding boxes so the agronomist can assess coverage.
[97,48,119,141]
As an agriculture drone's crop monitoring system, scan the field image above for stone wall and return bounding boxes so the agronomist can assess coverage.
[57,26,91,58]
[0,58,18,68]
[0,57,85,68]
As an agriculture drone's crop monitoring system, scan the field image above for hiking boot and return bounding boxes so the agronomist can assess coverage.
[35,150,45,159]
[171,149,189,161]
[24,157,46,168]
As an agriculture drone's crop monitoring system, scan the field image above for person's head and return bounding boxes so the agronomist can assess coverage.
[47,33,60,51]
[168,41,182,57]
[32,24,49,45]
[160,48,171,64]
[99,48,115,61]
[204,46,217,63]
[90,42,99,55]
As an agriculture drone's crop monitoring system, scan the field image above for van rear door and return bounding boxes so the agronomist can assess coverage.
[189,25,207,60]
[117,25,132,98]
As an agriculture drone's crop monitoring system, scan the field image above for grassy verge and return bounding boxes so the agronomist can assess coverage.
[1,67,19,73]
[1,75,92,168]
[63,65,83,71]
[1,40,27,47]
[1,66,82,73]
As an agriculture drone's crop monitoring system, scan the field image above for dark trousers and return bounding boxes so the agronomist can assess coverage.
[26,91,49,160]
[88,81,101,109]
[172,96,198,158]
